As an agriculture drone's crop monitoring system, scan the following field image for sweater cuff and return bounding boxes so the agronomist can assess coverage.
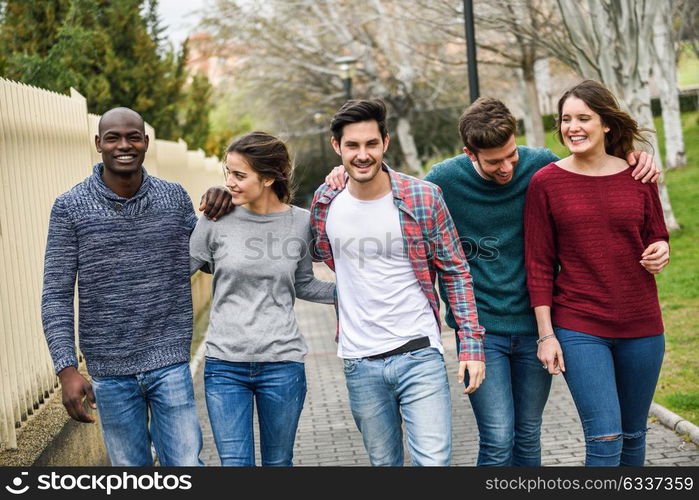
[529,290,553,308]
[54,356,79,376]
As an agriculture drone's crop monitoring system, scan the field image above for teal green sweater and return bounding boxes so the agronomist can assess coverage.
[425,147,559,336]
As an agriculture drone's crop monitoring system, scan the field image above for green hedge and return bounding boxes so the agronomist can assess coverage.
[651,93,699,116]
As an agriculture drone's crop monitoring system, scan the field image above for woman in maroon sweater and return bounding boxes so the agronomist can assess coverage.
[524,80,670,466]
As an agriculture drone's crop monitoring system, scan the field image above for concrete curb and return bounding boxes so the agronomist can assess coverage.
[650,402,699,446]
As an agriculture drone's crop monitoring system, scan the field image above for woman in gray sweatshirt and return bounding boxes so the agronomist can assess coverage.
[190,132,335,466]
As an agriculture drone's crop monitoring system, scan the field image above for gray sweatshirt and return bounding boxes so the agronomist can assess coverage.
[190,205,335,363]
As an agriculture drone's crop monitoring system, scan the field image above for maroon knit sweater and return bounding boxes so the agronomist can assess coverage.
[524,163,668,338]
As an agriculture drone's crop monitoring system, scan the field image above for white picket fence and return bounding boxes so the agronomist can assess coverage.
[0,78,219,450]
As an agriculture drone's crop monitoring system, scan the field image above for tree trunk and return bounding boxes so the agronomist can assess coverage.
[653,1,686,169]
[622,83,680,231]
[395,116,422,176]
[535,58,554,115]
[557,0,680,231]
[519,63,546,148]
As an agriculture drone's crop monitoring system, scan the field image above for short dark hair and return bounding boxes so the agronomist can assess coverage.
[226,132,295,203]
[556,80,651,159]
[330,99,388,143]
[458,97,517,153]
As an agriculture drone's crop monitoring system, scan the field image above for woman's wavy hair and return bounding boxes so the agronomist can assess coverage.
[225,131,296,203]
[556,80,653,159]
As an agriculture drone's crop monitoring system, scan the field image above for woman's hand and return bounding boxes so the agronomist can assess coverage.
[537,336,565,375]
[640,241,670,274]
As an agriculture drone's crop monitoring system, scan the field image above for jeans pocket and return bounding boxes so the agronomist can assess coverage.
[204,358,226,379]
[343,358,360,375]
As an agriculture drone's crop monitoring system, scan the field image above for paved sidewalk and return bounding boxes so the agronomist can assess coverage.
[193,265,699,466]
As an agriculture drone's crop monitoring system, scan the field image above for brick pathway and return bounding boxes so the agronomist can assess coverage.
[194,265,699,466]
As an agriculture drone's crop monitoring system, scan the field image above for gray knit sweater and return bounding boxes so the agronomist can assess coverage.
[190,205,335,363]
[41,163,197,377]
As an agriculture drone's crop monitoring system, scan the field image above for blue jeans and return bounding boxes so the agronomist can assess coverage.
[204,358,306,466]
[459,332,552,466]
[343,347,452,466]
[91,362,203,466]
[556,327,665,466]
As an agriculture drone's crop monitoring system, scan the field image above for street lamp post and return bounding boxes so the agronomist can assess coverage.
[335,56,357,101]
[463,0,480,103]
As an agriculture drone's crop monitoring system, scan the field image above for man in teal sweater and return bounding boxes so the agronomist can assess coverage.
[325,97,660,466]
[424,100,557,466]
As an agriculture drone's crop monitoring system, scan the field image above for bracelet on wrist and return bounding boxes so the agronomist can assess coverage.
[536,334,556,345]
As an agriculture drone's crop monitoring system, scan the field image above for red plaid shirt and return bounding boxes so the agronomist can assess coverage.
[310,164,485,361]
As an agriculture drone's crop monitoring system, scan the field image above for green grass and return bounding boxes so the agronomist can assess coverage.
[653,111,699,425]
[518,112,699,425]
[678,43,699,88]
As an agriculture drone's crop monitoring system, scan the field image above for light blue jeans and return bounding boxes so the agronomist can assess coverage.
[91,361,203,466]
[556,327,665,466]
[459,332,552,466]
[343,347,452,466]
[204,358,307,466]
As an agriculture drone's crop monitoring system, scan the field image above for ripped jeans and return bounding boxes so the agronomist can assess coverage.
[555,327,664,466]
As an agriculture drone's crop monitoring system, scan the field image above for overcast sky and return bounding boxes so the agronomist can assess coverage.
[157,0,208,47]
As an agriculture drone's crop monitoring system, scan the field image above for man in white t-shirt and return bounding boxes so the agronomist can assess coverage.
[310,99,485,466]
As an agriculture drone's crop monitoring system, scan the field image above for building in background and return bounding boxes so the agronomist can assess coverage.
[185,32,242,87]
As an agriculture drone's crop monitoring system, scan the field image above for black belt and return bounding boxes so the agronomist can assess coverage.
[366,336,431,360]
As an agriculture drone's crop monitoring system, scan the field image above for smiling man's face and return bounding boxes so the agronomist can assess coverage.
[95,111,149,176]
[331,119,389,185]
[464,134,519,185]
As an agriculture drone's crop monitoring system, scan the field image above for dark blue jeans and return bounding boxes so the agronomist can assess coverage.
[555,327,665,466]
[204,358,306,466]
[460,332,552,466]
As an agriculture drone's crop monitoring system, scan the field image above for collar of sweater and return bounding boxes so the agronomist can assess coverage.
[90,162,151,203]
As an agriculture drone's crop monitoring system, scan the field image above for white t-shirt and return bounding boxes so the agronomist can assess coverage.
[326,189,442,358]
